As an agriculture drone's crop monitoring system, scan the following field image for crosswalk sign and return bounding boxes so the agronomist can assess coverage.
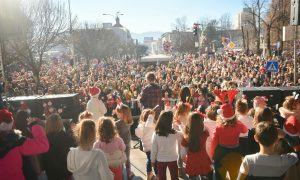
[266,61,279,72]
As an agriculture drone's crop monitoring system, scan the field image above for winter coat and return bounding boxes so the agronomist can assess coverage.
[0,125,49,180]
[42,130,76,180]
[135,115,155,152]
[67,147,113,180]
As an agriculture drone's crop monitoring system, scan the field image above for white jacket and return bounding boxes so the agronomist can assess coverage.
[67,148,113,180]
[86,95,107,120]
[135,114,155,152]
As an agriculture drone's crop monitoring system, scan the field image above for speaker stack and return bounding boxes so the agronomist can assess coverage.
[239,86,300,108]
[7,93,80,121]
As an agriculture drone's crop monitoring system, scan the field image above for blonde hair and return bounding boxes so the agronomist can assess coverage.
[116,104,133,125]
[74,119,96,150]
[78,110,93,121]
[45,113,64,134]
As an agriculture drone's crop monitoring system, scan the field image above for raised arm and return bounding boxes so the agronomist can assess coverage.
[19,124,49,156]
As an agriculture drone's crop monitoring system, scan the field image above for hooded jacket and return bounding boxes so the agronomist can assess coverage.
[67,147,113,180]
[0,125,49,180]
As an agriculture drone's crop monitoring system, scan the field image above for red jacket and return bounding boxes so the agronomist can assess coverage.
[0,125,49,180]
[210,120,247,158]
[182,130,212,176]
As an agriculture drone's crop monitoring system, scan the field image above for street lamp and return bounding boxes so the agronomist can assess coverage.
[102,11,124,21]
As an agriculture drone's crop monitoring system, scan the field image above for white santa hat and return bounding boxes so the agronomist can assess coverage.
[89,87,100,97]
[0,108,14,132]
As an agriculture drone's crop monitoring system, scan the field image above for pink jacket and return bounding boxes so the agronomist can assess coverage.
[0,125,49,180]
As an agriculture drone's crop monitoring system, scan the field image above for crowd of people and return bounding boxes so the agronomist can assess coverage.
[4,51,300,112]
[0,51,300,180]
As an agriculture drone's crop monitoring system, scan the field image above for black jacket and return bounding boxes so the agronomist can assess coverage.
[42,131,76,180]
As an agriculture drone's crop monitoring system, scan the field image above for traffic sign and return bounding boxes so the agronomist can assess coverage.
[227,41,235,49]
[266,61,279,72]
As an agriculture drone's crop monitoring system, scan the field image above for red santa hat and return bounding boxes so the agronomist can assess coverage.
[89,87,100,97]
[253,96,268,109]
[0,108,14,132]
[217,103,235,121]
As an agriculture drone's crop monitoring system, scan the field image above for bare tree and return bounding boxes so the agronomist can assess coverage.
[263,0,281,57]
[171,17,197,53]
[219,13,233,30]
[7,0,70,92]
[73,23,122,64]
[270,0,290,53]
[171,16,189,32]
[244,0,269,54]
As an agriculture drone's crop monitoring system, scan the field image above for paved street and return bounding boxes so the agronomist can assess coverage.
[130,140,175,180]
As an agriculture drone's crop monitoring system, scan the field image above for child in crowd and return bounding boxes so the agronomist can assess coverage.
[42,113,76,180]
[181,112,212,179]
[151,110,183,180]
[0,108,49,180]
[248,107,275,155]
[211,103,248,180]
[235,99,253,155]
[173,102,191,178]
[235,99,253,135]
[248,107,286,155]
[94,117,126,180]
[115,103,134,179]
[78,110,93,121]
[173,101,192,132]
[204,104,219,157]
[280,95,300,153]
[135,108,158,180]
[15,110,41,180]
[238,122,298,179]
[67,119,113,180]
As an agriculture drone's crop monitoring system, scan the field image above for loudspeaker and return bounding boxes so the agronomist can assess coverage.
[291,0,300,25]
[7,95,42,117]
[7,94,80,121]
[239,87,282,108]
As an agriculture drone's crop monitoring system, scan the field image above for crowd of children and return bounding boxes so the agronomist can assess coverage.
[1,71,300,180]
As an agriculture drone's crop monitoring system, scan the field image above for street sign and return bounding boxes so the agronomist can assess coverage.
[266,61,279,72]
[227,41,235,49]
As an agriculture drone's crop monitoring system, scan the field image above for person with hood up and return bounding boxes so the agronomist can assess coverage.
[67,119,113,180]
[86,86,107,120]
[0,108,49,180]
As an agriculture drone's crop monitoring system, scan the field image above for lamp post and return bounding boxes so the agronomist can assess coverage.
[67,0,75,64]
[102,11,124,22]
[102,12,128,50]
